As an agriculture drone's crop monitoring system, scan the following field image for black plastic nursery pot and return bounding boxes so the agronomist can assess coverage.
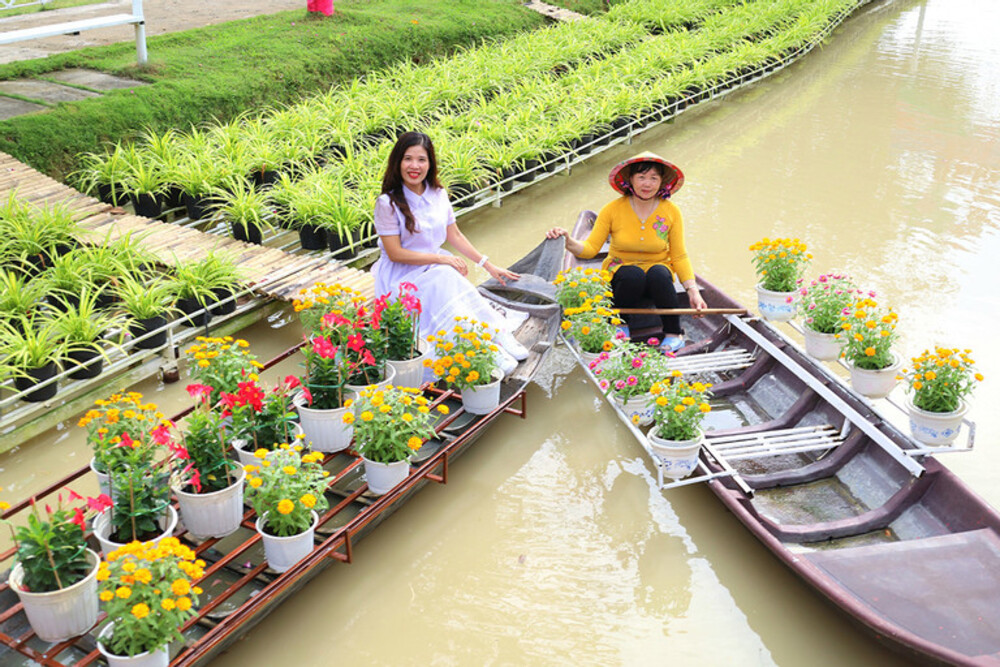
[96,183,123,205]
[497,167,517,192]
[298,224,328,250]
[516,159,541,183]
[231,221,264,245]
[161,187,185,211]
[250,170,280,188]
[210,288,237,316]
[46,292,81,313]
[176,297,212,328]
[182,193,212,221]
[327,227,364,255]
[14,361,59,402]
[448,183,474,205]
[132,193,162,219]
[66,348,104,380]
[129,316,168,350]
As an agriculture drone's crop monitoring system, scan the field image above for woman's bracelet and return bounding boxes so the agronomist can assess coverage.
[477,255,489,267]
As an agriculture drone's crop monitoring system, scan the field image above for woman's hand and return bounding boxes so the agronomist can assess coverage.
[438,254,468,276]
[688,288,708,316]
[485,262,520,286]
[545,227,568,240]
[545,227,585,256]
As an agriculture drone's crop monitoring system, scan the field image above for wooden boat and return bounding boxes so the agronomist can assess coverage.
[563,210,1000,666]
[0,250,561,667]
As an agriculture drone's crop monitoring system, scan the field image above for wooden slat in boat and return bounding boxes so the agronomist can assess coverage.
[563,210,1000,665]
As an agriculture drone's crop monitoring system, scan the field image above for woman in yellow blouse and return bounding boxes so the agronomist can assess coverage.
[546,152,707,351]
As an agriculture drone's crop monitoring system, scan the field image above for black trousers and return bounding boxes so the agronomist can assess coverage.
[610,264,682,335]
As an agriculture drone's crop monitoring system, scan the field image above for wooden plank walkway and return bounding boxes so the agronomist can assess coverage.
[523,0,588,22]
[0,152,374,300]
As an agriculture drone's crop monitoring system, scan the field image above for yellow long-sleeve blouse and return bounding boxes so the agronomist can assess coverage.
[578,197,694,283]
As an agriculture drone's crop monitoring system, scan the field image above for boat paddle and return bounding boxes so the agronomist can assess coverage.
[615,307,750,316]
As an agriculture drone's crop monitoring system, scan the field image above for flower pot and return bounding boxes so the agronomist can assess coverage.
[802,327,843,361]
[97,622,170,667]
[756,284,797,322]
[182,193,212,220]
[298,224,327,250]
[327,226,364,254]
[343,365,396,403]
[131,193,161,219]
[92,505,178,557]
[176,297,211,328]
[256,510,318,573]
[9,549,100,643]
[647,429,703,480]
[232,424,303,465]
[66,348,104,380]
[250,169,279,188]
[209,287,237,316]
[91,457,111,497]
[293,394,354,453]
[385,342,430,390]
[97,183,122,205]
[612,393,654,427]
[174,466,245,539]
[361,457,410,496]
[162,186,184,210]
[231,220,263,245]
[907,398,969,447]
[448,182,473,204]
[14,361,59,402]
[129,316,168,350]
[847,354,901,399]
[461,371,502,415]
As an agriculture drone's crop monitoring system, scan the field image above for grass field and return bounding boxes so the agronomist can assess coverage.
[0,0,543,178]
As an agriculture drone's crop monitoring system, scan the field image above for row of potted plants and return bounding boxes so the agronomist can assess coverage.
[749,237,983,446]
[70,0,858,253]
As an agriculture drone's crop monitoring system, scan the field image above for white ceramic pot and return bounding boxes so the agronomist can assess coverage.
[461,371,502,415]
[233,424,305,464]
[847,354,901,399]
[97,622,170,667]
[613,393,655,427]
[361,457,410,495]
[907,398,969,447]
[386,341,430,390]
[10,549,100,643]
[174,466,245,539]
[756,284,797,322]
[578,349,602,368]
[92,505,178,557]
[802,327,843,361]
[255,510,318,573]
[90,457,110,498]
[294,393,354,453]
[343,365,396,402]
[647,429,703,480]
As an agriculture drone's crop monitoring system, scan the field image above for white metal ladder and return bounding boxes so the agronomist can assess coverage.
[665,348,756,376]
[704,424,844,461]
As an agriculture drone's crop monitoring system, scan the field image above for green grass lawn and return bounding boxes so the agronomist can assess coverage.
[0,0,543,178]
[0,0,106,19]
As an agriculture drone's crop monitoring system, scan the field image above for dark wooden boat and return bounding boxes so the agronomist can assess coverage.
[564,210,999,666]
[0,248,562,667]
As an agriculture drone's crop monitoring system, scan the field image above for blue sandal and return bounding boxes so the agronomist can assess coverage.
[660,336,685,353]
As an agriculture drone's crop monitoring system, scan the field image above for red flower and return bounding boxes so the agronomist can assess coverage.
[67,488,83,502]
[88,494,113,512]
[120,432,137,448]
[70,507,86,532]
[284,375,301,389]
[168,441,190,460]
[186,383,214,402]
[301,386,313,405]
[347,333,365,352]
[151,424,173,446]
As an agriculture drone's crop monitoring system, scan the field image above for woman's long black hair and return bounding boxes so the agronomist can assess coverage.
[380,131,442,233]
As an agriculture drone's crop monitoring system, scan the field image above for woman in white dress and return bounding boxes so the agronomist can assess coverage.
[371,131,529,365]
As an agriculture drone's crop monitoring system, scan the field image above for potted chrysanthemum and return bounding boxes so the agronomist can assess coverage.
[244,445,330,572]
[425,317,504,415]
[795,273,860,360]
[591,339,671,426]
[348,385,448,494]
[749,237,811,322]
[560,297,621,363]
[96,537,205,666]
[3,489,111,643]
[835,294,900,398]
[647,377,713,480]
[553,266,613,310]
[901,347,983,446]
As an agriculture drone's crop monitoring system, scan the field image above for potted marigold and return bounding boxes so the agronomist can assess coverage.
[591,339,670,426]
[292,281,365,336]
[425,317,504,414]
[749,237,811,322]
[172,383,245,539]
[348,385,448,494]
[378,282,428,388]
[647,377,713,480]
[96,538,205,667]
[796,273,860,361]
[183,335,261,404]
[3,489,111,643]
[244,445,330,572]
[901,347,984,446]
[835,294,900,399]
[224,376,300,465]
[560,296,621,362]
[553,267,613,310]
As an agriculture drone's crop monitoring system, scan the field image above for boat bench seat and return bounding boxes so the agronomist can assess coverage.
[665,348,756,377]
[806,529,1000,660]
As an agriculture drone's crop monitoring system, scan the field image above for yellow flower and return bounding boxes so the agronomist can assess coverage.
[864,347,876,357]
[134,568,152,584]
[699,403,711,413]
[116,586,132,599]
[248,477,263,488]
[176,597,192,611]
[131,603,150,619]
[407,436,423,450]
[342,412,355,424]
[561,321,571,331]
[100,590,114,602]
[300,493,317,509]
[171,579,191,596]
[437,405,450,414]
[161,598,176,611]
[361,411,374,422]
[277,499,295,515]
[282,465,297,475]
[254,449,268,459]
[673,405,686,413]
[401,413,413,422]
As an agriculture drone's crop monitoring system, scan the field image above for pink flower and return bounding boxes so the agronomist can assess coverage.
[186,383,214,402]
[151,424,173,445]
[631,358,643,368]
[647,337,660,346]
[87,494,112,512]
[614,380,626,390]
[67,488,83,502]
[302,386,314,405]
[284,375,301,389]
[626,375,638,385]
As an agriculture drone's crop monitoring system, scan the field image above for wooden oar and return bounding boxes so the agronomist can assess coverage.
[615,307,750,316]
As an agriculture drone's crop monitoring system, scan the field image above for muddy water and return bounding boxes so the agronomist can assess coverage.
[5,0,999,663]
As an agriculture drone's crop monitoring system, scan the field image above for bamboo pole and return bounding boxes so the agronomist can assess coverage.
[615,307,749,316]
